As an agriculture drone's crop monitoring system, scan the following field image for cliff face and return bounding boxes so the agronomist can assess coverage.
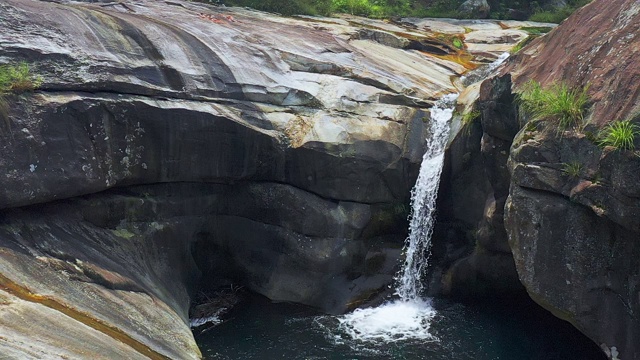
[506,1,640,358]
[440,0,640,358]
[0,0,536,358]
[505,0,640,126]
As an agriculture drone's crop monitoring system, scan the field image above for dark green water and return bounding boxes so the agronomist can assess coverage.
[194,294,606,360]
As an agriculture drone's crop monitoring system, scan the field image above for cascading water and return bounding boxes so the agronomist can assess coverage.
[395,92,459,302]
[334,94,458,344]
[461,52,510,86]
[334,54,510,344]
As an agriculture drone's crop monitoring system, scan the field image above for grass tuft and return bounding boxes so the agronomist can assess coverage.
[520,27,553,35]
[0,62,42,122]
[517,80,589,134]
[597,120,639,151]
[461,109,481,126]
[0,62,42,93]
[510,36,532,54]
[562,162,582,177]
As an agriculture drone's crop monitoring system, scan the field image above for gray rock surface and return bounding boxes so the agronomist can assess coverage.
[439,74,523,298]
[503,1,640,357]
[0,0,537,358]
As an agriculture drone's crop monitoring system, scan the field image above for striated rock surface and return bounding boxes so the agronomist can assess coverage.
[0,0,538,358]
[504,0,640,125]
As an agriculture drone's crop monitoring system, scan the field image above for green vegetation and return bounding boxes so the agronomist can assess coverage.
[562,161,582,177]
[460,109,481,135]
[510,27,553,55]
[217,0,589,21]
[529,7,574,23]
[413,0,460,18]
[0,62,42,120]
[529,0,591,23]
[217,0,458,18]
[0,62,42,93]
[597,120,639,150]
[517,80,589,134]
[332,0,384,17]
[524,119,539,133]
[462,109,481,126]
[452,37,464,49]
[520,27,553,35]
[221,0,334,16]
[510,37,532,54]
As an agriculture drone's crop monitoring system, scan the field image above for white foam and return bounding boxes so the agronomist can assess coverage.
[327,54,512,348]
[190,316,222,328]
[336,299,438,343]
[190,311,225,328]
[330,94,456,345]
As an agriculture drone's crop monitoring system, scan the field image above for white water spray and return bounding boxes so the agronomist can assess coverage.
[333,54,509,344]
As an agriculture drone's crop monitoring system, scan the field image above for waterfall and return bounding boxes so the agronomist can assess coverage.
[395,93,459,301]
[461,52,510,86]
[396,53,509,301]
[333,94,457,344]
[332,54,509,344]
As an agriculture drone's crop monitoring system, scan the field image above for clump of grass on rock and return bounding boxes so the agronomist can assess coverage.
[0,62,42,93]
[597,120,639,151]
[517,80,590,135]
[561,161,583,177]
[0,62,42,120]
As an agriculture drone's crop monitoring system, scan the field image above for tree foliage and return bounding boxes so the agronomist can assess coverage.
[217,0,591,21]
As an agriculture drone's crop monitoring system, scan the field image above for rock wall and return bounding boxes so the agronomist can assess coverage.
[438,74,524,298]
[439,0,640,358]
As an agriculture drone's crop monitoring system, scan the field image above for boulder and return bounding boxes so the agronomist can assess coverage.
[458,0,491,19]
[439,74,523,298]
[503,0,640,125]
[501,1,640,356]
[505,185,640,360]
